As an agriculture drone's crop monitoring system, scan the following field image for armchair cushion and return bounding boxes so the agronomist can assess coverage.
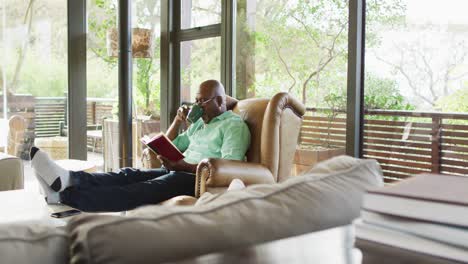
[67,156,383,264]
[195,158,275,197]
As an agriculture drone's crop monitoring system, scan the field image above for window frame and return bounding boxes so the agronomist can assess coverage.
[68,0,87,159]
[160,0,364,157]
[160,0,235,131]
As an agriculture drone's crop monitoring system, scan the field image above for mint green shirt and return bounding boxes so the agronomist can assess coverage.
[172,111,251,164]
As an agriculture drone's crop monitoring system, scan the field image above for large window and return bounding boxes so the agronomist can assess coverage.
[7,0,463,184]
[181,37,221,103]
[181,0,221,29]
[0,0,68,190]
[86,0,161,171]
[170,1,222,106]
[236,0,349,174]
[87,0,118,170]
[364,0,468,181]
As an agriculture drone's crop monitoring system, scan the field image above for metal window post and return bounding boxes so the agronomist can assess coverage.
[221,0,236,97]
[346,0,366,158]
[160,0,176,131]
[67,0,87,160]
[118,0,133,167]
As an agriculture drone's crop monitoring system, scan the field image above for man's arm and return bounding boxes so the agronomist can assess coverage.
[157,155,198,174]
[166,106,189,140]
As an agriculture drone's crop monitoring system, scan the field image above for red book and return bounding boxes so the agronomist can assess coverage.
[141,133,185,162]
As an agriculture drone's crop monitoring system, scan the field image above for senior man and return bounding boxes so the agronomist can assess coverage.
[31,80,250,212]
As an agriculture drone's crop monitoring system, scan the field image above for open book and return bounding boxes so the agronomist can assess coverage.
[141,133,185,162]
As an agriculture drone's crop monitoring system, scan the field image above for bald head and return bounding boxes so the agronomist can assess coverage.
[199,79,226,98]
[196,80,227,123]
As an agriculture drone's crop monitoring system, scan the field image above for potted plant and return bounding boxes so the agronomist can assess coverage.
[293,91,346,175]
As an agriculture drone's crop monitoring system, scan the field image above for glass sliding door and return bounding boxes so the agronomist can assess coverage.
[181,37,221,103]
[173,1,222,107]
[0,0,68,190]
[364,0,468,181]
[181,0,221,29]
[87,0,161,171]
[87,0,118,171]
[132,0,161,168]
[236,0,349,175]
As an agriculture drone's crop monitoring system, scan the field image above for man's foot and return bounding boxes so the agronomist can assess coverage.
[30,146,39,159]
[30,147,71,192]
[35,174,61,204]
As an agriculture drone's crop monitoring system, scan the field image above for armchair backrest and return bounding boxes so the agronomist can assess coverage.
[227,93,305,182]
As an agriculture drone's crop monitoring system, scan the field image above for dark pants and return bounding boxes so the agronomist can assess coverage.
[59,168,195,212]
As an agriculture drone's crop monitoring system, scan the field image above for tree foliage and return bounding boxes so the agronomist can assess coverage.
[237,0,406,108]
[436,86,468,113]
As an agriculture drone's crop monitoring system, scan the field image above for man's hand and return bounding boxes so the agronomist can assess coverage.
[157,155,197,174]
[167,105,190,140]
[175,105,189,123]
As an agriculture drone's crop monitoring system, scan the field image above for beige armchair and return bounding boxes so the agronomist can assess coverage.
[142,92,305,198]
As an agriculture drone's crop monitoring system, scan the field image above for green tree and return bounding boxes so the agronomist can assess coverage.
[322,73,414,136]
[88,0,162,117]
[236,0,405,107]
[364,74,414,111]
[323,73,414,114]
[436,86,468,113]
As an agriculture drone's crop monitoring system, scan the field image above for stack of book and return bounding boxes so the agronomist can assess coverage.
[355,174,468,263]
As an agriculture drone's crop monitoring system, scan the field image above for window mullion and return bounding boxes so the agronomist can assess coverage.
[346,0,366,158]
[221,0,236,97]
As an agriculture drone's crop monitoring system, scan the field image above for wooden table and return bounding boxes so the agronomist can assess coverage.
[176,226,361,264]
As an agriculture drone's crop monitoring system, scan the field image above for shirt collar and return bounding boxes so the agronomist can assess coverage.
[209,111,233,124]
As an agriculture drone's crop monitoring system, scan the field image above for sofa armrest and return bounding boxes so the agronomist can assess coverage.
[195,158,275,197]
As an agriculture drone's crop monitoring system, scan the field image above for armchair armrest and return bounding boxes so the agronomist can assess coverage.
[195,158,275,197]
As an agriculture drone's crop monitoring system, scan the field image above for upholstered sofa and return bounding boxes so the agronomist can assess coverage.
[0,156,383,264]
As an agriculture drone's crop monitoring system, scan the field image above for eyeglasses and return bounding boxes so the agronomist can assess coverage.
[194,96,217,105]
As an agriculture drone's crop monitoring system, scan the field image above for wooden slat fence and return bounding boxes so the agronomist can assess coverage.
[35,97,66,138]
[87,101,114,125]
[299,108,468,182]
[35,97,115,138]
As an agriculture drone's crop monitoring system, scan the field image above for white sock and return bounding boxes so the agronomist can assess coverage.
[35,174,61,204]
[31,149,71,192]
[227,179,246,191]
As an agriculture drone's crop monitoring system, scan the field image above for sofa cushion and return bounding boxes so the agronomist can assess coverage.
[68,156,383,264]
[0,221,69,264]
[306,154,373,175]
